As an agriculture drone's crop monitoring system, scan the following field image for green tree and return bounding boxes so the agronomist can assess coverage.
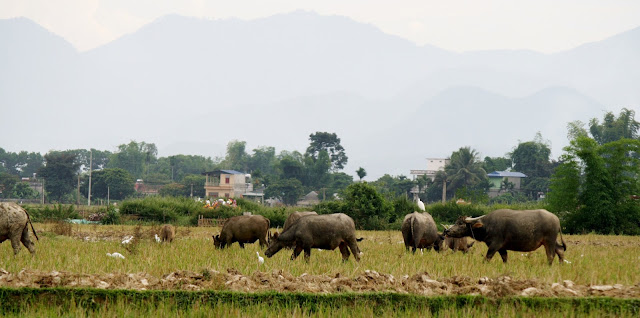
[248,146,276,175]
[108,141,157,179]
[327,172,354,198]
[342,182,392,229]
[159,183,185,197]
[589,108,639,145]
[12,182,38,199]
[81,168,135,200]
[511,133,554,198]
[547,154,581,214]
[356,167,367,181]
[0,148,44,177]
[444,147,487,195]
[181,174,206,198]
[0,172,19,198]
[550,136,640,234]
[38,151,80,202]
[372,174,415,198]
[264,178,305,206]
[220,140,249,172]
[483,156,512,173]
[277,152,305,180]
[305,132,348,171]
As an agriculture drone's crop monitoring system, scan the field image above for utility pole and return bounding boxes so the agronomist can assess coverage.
[87,150,92,206]
[41,178,45,204]
[77,175,80,206]
[190,184,193,197]
[107,186,110,206]
[442,180,447,204]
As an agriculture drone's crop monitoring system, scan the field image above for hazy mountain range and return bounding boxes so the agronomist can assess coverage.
[1,11,638,179]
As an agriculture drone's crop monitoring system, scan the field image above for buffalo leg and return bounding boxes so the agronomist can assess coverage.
[544,243,559,265]
[554,244,565,264]
[498,249,508,263]
[21,226,35,255]
[303,247,311,262]
[485,246,499,262]
[239,243,245,249]
[291,246,303,260]
[10,235,22,255]
[339,242,350,262]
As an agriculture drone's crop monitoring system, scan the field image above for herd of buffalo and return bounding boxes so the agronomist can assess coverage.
[212,208,567,265]
[1,202,566,265]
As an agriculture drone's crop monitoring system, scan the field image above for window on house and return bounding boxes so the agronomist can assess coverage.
[225,193,230,198]
[225,177,230,184]
[211,192,219,198]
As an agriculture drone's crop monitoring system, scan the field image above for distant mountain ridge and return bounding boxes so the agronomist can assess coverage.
[0,12,637,178]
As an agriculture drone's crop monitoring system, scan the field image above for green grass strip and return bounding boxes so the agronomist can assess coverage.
[1,287,639,316]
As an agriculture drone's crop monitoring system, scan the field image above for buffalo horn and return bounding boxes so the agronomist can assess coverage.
[464,216,484,223]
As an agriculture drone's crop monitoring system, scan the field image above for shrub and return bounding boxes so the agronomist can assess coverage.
[23,204,80,222]
[101,205,121,225]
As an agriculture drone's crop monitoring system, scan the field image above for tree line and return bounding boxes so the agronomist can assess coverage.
[1,108,638,234]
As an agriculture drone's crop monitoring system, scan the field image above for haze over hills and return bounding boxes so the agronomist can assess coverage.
[0,11,637,179]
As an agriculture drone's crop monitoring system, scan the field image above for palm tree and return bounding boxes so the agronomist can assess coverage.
[444,147,487,194]
[356,167,367,181]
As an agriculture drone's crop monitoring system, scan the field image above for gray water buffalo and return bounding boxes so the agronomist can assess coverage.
[402,212,442,253]
[283,211,317,232]
[160,224,175,243]
[264,213,361,262]
[213,215,270,249]
[443,209,566,264]
[0,202,38,255]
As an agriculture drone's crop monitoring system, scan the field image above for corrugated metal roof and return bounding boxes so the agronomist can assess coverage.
[487,171,527,178]
[220,170,244,175]
[202,169,246,175]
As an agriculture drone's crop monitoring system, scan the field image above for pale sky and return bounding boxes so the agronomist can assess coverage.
[2,0,640,53]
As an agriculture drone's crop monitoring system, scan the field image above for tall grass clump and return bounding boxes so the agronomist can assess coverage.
[22,204,80,222]
[119,197,203,224]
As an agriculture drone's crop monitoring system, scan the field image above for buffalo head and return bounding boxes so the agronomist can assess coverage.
[264,232,284,258]
[443,215,485,239]
[213,234,224,249]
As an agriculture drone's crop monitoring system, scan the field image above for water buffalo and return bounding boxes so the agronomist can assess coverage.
[401,212,442,253]
[0,202,38,255]
[160,224,175,243]
[264,213,361,262]
[443,209,566,264]
[283,211,317,232]
[213,215,270,249]
[440,225,474,253]
[442,236,475,253]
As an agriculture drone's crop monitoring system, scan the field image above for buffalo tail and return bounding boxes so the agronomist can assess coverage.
[25,209,39,241]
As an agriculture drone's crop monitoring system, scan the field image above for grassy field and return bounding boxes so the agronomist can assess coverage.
[2,223,640,317]
[2,223,639,287]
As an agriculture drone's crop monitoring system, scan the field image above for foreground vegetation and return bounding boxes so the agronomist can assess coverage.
[2,288,639,318]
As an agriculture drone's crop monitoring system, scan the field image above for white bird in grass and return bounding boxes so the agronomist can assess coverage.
[256,251,264,264]
[107,252,125,259]
[121,235,134,245]
[154,234,161,243]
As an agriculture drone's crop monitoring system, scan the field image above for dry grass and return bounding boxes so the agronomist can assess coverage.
[2,223,639,288]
